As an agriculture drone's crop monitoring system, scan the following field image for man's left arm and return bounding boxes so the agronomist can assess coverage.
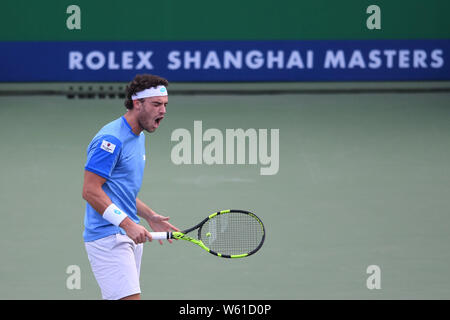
[136,198,179,244]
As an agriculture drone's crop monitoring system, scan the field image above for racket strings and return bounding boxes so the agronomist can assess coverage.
[200,212,264,255]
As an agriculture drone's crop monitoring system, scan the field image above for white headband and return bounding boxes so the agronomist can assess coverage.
[131,85,168,100]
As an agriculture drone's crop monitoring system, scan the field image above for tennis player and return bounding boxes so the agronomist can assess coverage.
[82,74,179,300]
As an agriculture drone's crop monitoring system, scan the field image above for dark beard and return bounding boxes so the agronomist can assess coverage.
[138,117,153,133]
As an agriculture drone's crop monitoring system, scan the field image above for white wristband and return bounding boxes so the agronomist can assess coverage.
[103,203,128,226]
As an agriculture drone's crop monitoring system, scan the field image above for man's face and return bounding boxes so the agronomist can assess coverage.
[136,96,168,133]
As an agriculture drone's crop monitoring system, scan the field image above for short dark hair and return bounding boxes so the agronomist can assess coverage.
[124,74,169,109]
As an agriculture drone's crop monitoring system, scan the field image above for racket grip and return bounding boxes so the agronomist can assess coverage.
[149,232,171,240]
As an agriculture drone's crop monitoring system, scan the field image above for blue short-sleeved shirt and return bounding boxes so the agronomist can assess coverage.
[83,116,146,242]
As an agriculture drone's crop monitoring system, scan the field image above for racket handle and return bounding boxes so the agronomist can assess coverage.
[149,232,171,240]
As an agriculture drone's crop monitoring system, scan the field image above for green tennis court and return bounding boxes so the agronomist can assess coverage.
[0,85,449,299]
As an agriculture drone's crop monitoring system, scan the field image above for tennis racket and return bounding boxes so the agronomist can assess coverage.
[150,209,265,258]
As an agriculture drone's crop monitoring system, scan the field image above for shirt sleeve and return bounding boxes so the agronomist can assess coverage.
[85,134,122,179]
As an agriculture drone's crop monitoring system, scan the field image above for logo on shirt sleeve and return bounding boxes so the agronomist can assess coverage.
[100,140,116,153]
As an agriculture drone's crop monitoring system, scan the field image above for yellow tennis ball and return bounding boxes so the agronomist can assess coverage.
[206,232,211,237]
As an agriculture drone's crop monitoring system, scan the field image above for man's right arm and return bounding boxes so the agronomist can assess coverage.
[82,170,152,244]
[82,170,110,214]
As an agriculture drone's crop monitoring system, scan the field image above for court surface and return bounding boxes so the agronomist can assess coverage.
[0,89,449,299]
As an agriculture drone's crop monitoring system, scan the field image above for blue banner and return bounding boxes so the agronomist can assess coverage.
[0,40,449,82]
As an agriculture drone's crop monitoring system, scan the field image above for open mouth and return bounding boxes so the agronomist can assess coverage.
[155,116,164,126]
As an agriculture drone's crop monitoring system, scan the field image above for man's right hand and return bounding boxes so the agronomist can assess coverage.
[120,217,152,244]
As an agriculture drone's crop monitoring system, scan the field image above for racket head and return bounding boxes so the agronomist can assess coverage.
[197,209,266,258]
